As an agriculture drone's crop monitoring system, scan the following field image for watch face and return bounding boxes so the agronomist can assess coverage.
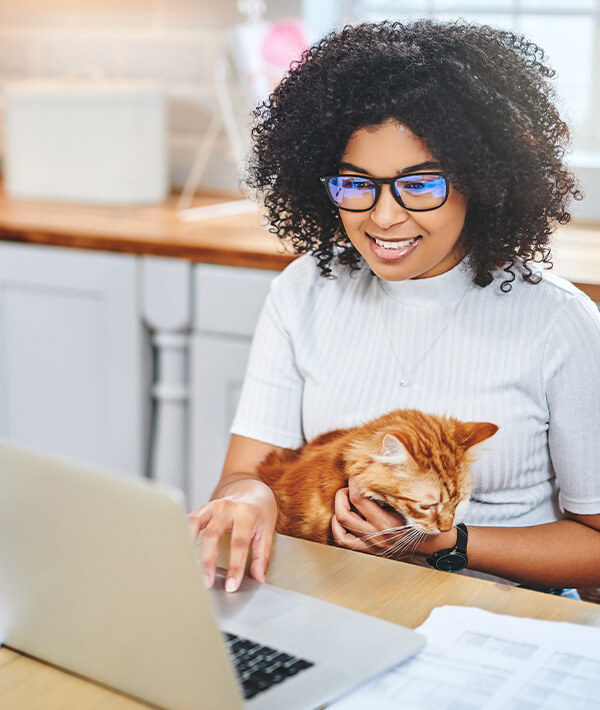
[436,553,467,572]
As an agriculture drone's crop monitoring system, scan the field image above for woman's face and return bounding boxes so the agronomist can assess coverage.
[337,119,468,281]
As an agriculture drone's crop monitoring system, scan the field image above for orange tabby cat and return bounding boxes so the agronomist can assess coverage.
[257,409,498,550]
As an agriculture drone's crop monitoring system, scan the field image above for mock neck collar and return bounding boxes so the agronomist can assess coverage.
[378,259,474,306]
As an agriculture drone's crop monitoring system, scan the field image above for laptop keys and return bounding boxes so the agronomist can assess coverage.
[223,631,315,700]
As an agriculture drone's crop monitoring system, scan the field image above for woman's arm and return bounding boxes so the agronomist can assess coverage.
[449,510,600,588]
[188,434,287,593]
[332,479,600,588]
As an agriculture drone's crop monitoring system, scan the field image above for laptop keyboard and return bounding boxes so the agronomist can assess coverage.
[223,631,314,700]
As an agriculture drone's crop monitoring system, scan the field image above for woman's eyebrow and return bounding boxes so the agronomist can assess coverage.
[338,160,442,174]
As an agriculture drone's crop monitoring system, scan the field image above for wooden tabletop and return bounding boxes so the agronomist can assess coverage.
[2,534,599,710]
[0,188,598,299]
[253,534,600,629]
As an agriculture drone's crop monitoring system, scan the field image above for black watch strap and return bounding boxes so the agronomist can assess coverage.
[455,522,468,555]
[426,523,468,572]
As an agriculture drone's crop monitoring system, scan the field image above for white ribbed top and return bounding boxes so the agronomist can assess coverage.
[232,254,600,527]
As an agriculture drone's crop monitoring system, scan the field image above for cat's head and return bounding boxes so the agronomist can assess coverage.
[348,416,498,534]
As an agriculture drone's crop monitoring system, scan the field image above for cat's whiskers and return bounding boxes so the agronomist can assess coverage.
[408,530,429,557]
[338,523,410,543]
[382,528,419,545]
[383,528,428,559]
[358,524,413,542]
[353,523,428,559]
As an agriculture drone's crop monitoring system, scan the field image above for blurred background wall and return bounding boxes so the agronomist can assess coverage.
[0,0,597,218]
[0,0,300,195]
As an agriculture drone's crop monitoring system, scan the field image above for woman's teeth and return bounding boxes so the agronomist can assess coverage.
[373,236,419,249]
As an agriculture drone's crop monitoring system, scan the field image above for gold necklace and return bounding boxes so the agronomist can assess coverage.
[378,279,473,387]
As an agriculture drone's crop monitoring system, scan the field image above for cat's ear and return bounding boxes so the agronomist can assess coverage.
[459,422,499,451]
[371,434,410,465]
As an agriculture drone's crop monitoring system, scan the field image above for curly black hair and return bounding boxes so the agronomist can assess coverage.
[245,20,581,289]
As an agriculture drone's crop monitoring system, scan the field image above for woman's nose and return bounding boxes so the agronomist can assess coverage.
[370,185,410,228]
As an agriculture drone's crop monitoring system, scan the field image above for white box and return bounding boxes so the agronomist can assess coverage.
[3,79,168,205]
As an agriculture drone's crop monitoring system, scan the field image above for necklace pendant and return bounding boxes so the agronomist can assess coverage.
[399,377,409,387]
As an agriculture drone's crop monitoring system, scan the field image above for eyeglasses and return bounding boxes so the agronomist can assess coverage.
[320,173,449,212]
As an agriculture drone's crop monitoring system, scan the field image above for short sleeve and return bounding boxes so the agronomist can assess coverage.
[230,270,307,449]
[544,294,600,514]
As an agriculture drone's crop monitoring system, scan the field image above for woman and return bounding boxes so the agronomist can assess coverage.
[190,21,600,595]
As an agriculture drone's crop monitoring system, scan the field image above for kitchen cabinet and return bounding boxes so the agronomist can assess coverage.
[189,264,274,509]
[0,242,149,477]
[0,241,273,506]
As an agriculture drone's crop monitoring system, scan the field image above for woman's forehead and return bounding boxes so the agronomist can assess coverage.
[340,120,438,176]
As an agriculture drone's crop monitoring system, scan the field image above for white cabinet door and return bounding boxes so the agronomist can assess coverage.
[188,334,250,509]
[0,242,147,477]
[189,264,275,509]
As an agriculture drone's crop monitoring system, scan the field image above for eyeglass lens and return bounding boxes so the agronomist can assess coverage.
[326,174,447,211]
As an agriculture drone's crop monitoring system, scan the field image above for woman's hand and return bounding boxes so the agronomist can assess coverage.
[332,477,421,558]
[188,477,278,593]
[190,434,286,593]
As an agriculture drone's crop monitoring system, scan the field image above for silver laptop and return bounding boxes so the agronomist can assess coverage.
[0,439,424,710]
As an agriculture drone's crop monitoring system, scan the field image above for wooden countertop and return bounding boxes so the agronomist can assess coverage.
[552,223,600,301]
[0,188,598,300]
[0,189,296,271]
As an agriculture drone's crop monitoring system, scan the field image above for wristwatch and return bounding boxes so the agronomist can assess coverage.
[426,523,468,572]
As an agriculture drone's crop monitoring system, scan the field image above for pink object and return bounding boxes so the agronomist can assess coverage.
[261,20,308,70]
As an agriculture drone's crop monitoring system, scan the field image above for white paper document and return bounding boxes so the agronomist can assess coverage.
[330,605,600,710]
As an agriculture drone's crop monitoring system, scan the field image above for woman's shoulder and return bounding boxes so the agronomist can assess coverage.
[271,252,372,306]
[491,262,596,309]
[487,263,600,335]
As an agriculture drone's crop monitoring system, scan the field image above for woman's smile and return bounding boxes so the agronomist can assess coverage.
[367,233,422,261]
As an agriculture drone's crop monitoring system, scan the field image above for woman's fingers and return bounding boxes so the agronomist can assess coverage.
[249,525,272,583]
[347,477,406,531]
[334,487,373,536]
[347,477,398,527]
[331,512,370,550]
[334,479,411,554]
[188,494,276,592]
[224,514,255,592]
[226,509,276,589]
[198,506,230,589]
[188,501,222,587]
[187,502,215,539]
[333,487,377,552]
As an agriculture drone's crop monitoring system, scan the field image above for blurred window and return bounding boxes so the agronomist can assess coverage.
[342,0,599,153]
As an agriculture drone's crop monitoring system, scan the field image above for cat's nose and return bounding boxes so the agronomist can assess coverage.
[436,514,454,533]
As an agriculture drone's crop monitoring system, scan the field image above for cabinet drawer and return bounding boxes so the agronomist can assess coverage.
[193,264,276,337]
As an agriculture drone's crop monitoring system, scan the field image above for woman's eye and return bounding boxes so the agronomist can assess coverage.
[405,182,426,190]
[346,179,368,189]
[419,503,432,510]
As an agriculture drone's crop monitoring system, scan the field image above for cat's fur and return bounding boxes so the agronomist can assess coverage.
[257,409,498,546]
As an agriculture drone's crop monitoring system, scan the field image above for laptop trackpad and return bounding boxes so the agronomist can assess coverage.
[210,569,299,627]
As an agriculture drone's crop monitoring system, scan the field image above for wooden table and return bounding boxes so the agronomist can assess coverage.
[1,534,599,710]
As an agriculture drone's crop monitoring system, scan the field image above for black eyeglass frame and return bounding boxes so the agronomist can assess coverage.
[319,172,450,213]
